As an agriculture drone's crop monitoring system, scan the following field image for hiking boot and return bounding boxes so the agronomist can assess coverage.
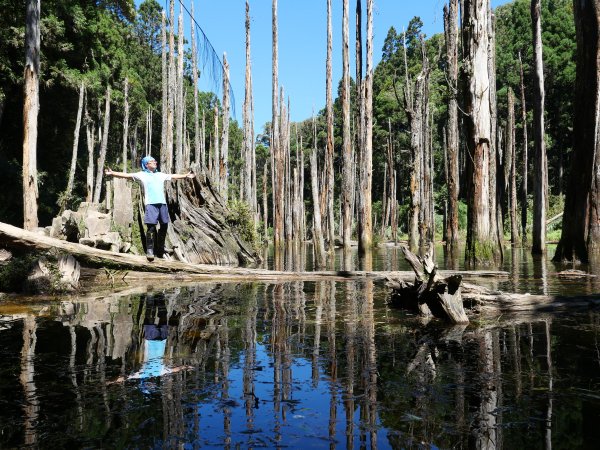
[146,247,155,261]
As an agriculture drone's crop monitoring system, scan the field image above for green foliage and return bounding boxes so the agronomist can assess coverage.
[226,199,261,252]
[0,253,39,293]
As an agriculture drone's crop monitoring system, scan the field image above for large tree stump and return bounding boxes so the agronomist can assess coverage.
[387,246,469,324]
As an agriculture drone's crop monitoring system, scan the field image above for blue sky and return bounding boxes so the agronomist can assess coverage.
[150,0,512,133]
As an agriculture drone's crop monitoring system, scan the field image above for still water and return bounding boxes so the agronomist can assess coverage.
[1,245,599,448]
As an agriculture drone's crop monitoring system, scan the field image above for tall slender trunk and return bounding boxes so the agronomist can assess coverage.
[462,0,501,266]
[22,0,40,230]
[444,0,460,245]
[243,1,254,207]
[213,105,219,183]
[85,107,95,203]
[165,0,175,173]
[531,0,547,254]
[263,161,269,241]
[220,53,230,201]
[272,0,283,247]
[508,88,519,244]
[488,9,502,259]
[191,2,200,166]
[175,13,184,172]
[404,34,428,251]
[518,51,529,243]
[325,0,335,252]
[93,86,111,204]
[358,0,373,253]
[160,10,168,167]
[65,82,85,209]
[553,0,600,262]
[122,77,129,171]
[341,0,352,249]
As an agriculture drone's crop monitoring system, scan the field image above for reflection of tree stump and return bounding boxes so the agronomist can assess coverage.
[387,246,469,324]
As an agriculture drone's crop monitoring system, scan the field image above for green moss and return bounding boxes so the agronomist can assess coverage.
[465,239,500,266]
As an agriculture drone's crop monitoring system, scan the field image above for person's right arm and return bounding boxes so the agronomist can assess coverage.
[105,167,135,179]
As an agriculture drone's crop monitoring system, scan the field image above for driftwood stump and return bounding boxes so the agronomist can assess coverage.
[387,246,469,324]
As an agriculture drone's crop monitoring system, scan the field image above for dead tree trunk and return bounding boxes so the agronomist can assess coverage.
[122,78,129,172]
[191,2,200,167]
[325,0,335,252]
[358,0,374,253]
[166,0,175,173]
[531,0,548,255]
[518,51,529,244]
[462,0,501,266]
[64,81,85,210]
[220,53,230,202]
[553,0,600,262]
[404,34,428,251]
[242,1,254,208]
[23,0,40,230]
[85,106,95,203]
[93,85,111,204]
[272,0,283,248]
[160,10,168,165]
[341,0,352,250]
[311,119,326,268]
[488,10,503,259]
[508,88,519,244]
[175,13,184,172]
[444,0,460,246]
[213,104,219,183]
[262,161,269,240]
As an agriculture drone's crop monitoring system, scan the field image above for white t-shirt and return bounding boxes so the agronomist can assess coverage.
[132,171,172,204]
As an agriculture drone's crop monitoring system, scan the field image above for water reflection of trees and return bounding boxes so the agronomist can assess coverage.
[3,282,599,448]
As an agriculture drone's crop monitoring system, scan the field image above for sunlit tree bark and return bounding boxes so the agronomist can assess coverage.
[22,0,40,229]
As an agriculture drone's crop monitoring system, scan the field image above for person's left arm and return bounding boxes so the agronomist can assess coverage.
[170,171,195,180]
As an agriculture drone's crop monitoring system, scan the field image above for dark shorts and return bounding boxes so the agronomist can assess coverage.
[144,204,169,225]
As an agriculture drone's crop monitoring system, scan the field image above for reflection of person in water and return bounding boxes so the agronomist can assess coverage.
[109,295,190,387]
[129,324,171,380]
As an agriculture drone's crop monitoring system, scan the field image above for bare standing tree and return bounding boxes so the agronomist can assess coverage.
[358,0,374,253]
[160,10,167,166]
[444,0,460,246]
[165,0,175,173]
[507,88,519,244]
[462,0,501,266]
[325,0,335,252]
[272,0,283,248]
[220,53,230,201]
[518,51,529,243]
[191,1,200,166]
[64,81,85,210]
[122,77,129,171]
[553,0,600,262]
[341,0,352,250]
[23,0,40,230]
[531,0,548,254]
[93,85,111,204]
[175,12,184,172]
[243,1,254,209]
[85,104,95,202]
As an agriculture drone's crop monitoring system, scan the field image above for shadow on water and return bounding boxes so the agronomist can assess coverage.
[1,273,599,448]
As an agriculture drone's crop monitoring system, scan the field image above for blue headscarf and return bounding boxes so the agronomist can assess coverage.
[141,156,157,173]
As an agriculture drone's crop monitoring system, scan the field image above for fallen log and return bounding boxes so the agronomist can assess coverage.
[0,222,510,288]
